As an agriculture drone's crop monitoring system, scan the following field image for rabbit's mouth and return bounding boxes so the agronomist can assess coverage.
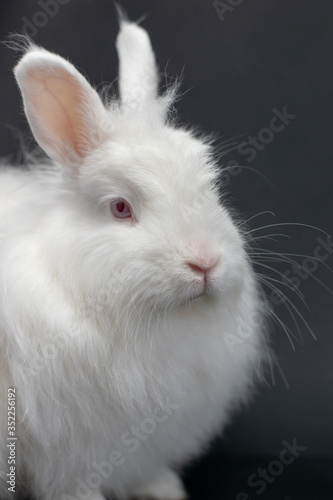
[187,274,220,302]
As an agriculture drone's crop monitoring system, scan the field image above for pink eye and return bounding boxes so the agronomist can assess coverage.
[110,199,133,219]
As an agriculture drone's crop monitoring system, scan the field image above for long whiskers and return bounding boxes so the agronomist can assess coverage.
[245,217,330,353]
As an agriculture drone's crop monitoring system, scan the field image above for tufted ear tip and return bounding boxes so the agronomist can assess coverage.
[115,16,158,110]
[114,2,130,25]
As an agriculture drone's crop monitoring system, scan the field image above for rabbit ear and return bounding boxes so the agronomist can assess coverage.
[116,20,159,112]
[14,48,108,167]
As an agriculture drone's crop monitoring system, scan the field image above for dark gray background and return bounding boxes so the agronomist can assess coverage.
[0,0,332,460]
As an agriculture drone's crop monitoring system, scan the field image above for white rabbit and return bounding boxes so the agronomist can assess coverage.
[0,16,269,500]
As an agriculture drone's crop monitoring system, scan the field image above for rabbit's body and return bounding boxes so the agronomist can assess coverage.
[0,17,267,500]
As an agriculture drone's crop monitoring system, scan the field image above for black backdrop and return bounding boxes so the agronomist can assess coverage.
[0,0,332,464]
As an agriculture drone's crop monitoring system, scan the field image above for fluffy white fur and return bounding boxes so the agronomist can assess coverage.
[0,18,268,500]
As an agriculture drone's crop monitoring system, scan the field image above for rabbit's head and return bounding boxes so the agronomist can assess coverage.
[14,21,248,318]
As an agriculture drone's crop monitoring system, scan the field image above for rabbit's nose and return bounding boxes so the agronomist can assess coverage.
[183,241,219,277]
[186,256,218,275]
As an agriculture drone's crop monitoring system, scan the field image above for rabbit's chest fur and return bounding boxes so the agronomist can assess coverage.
[16,306,259,498]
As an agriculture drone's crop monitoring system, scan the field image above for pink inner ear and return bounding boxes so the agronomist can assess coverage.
[27,68,90,160]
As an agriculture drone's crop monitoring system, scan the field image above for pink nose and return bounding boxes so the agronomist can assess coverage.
[183,241,219,277]
[187,257,218,275]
